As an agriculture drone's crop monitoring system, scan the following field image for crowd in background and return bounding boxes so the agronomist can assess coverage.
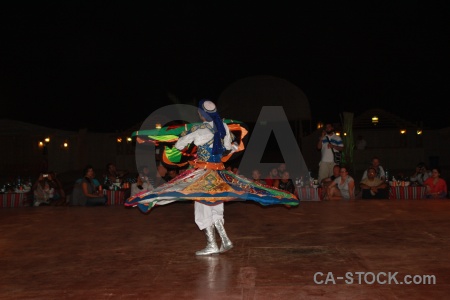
[9,121,449,207]
[24,154,449,207]
[28,161,185,207]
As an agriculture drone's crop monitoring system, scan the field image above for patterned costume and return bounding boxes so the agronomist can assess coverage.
[125,100,299,255]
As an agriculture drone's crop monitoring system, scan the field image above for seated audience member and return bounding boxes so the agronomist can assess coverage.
[423,167,448,199]
[326,166,355,200]
[277,163,287,177]
[103,162,128,184]
[251,169,267,185]
[131,166,155,197]
[321,165,341,187]
[47,171,66,205]
[138,165,155,186]
[321,165,341,199]
[77,176,101,188]
[273,170,295,194]
[360,167,389,199]
[32,173,55,206]
[410,162,431,186]
[360,156,386,181]
[71,165,107,206]
[163,168,179,182]
[232,166,239,175]
[264,167,279,187]
[154,163,168,187]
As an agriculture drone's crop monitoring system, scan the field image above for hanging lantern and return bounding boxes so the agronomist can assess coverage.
[371,116,379,125]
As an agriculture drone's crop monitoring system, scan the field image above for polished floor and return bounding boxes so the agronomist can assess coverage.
[1,199,450,299]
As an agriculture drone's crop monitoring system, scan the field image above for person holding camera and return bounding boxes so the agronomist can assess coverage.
[317,123,344,183]
[46,171,66,205]
[410,162,431,186]
[130,165,155,197]
[32,173,55,206]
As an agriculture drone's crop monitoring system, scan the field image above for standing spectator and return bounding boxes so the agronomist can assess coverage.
[424,168,448,199]
[360,156,386,181]
[360,167,388,199]
[355,135,367,150]
[410,162,431,186]
[71,165,107,206]
[326,166,355,200]
[317,123,344,183]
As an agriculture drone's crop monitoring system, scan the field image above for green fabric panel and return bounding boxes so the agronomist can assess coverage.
[132,119,244,137]
[164,146,182,163]
[148,135,179,142]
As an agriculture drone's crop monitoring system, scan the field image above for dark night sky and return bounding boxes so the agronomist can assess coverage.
[1,2,449,132]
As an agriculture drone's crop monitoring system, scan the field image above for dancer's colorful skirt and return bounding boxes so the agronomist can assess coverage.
[125,168,299,213]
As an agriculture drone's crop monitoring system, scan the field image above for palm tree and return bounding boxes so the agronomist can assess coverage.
[340,112,354,173]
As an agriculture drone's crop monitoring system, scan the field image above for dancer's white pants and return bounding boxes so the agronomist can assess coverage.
[194,202,224,230]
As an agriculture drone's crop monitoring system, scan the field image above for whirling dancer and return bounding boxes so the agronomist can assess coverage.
[125,99,299,256]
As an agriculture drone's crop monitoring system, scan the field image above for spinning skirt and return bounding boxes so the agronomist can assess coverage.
[125,168,299,213]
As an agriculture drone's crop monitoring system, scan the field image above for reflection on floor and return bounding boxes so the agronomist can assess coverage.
[1,200,450,299]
